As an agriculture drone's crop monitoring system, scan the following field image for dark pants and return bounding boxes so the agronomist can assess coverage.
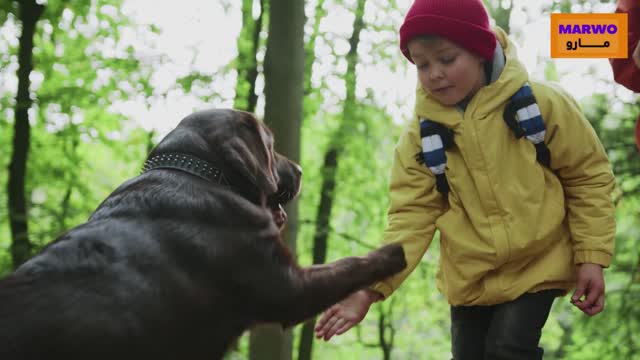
[450,289,561,360]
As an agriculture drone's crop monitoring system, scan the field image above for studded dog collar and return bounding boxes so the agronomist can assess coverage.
[141,153,229,185]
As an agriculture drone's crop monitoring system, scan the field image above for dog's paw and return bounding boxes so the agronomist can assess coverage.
[370,243,407,275]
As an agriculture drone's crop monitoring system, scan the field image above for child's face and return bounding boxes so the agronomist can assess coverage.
[408,36,486,106]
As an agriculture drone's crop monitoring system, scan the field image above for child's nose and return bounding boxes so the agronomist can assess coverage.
[428,66,445,80]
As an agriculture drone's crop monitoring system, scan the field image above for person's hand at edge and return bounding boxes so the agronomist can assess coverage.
[632,41,640,69]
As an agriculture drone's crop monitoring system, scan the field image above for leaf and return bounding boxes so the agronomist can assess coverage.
[544,60,559,82]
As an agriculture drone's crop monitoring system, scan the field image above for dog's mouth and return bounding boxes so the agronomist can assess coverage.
[267,190,296,230]
[269,203,287,230]
[266,157,301,231]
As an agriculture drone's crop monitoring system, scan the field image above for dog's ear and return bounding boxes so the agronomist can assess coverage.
[221,135,278,196]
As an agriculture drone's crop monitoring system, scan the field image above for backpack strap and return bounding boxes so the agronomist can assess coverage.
[418,83,550,202]
[503,82,551,167]
[420,119,454,199]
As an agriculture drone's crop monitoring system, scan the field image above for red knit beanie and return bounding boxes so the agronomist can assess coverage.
[399,0,497,63]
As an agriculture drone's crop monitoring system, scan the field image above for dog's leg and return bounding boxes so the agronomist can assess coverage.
[251,243,406,327]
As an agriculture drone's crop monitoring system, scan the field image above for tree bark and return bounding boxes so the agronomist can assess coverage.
[297,1,366,359]
[233,0,265,113]
[8,0,44,269]
[377,302,397,360]
[246,0,264,113]
[249,0,305,359]
[303,0,326,97]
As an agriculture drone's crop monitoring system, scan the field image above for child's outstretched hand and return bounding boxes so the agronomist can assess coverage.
[571,263,605,316]
[314,289,382,341]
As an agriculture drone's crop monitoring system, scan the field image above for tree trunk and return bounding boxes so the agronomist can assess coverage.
[249,0,305,359]
[377,302,397,360]
[8,0,44,269]
[57,126,80,232]
[297,1,366,359]
[303,0,326,97]
[233,0,265,113]
[246,0,264,113]
[249,325,294,360]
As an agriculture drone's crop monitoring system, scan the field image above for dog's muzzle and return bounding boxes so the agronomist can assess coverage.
[270,204,287,230]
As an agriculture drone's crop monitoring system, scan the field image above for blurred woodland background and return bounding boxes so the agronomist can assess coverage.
[0,0,638,359]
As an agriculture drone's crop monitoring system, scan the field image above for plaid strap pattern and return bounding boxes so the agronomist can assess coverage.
[504,82,550,166]
[419,120,454,199]
[508,83,546,144]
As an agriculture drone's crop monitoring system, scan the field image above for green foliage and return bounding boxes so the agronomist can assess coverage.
[0,110,10,276]
[0,0,16,26]
[544,60,559,82]
[483,0,513,33]
[177,72,215,94]
[0,0,157,272]
[545,0,616,13]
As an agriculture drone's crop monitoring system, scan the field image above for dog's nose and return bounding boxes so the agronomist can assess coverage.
[293,163,303,177]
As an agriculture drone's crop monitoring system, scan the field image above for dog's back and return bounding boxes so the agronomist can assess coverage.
[0,168,281,359]
[0,272,141,359]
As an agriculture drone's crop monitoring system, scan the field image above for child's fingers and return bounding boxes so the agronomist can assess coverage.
[323,317,347,341]
[572,280,606,316]
[593,294,605,314]
[317,315,338,339]
[315,319,331,338]
[581,278,604,310]
[571,280,587,304]
[585,293,605,316]
[581,287,598,309]
[335,320,356,335]
[315,306,339,332]
[314,318,332,338]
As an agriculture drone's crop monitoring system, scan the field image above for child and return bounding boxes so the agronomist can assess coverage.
[315,0,616,359]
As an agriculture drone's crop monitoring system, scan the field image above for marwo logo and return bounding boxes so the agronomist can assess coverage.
[551,13,628,58]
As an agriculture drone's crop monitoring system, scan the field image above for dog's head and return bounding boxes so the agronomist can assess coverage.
[268,153,302,229]
[148,109,301,228]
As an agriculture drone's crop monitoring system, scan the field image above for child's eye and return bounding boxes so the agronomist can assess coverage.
[416,63,429,70]
[441,56,456,64]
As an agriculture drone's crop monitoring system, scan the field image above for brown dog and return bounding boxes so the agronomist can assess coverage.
[0,109,406,360]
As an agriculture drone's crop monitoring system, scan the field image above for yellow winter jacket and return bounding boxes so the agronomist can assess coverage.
[371,28,616,306]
